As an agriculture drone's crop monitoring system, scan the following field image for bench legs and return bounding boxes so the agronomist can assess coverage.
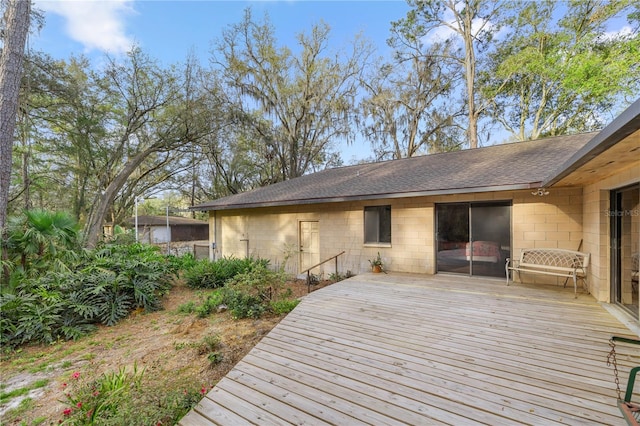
[505,269,522,286]
[506,268,581,298]
[505,262,520,286]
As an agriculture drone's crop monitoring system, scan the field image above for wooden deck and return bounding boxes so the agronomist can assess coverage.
[179,273,640,425]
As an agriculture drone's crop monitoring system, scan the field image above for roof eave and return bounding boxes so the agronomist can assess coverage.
[190,183,539,212]
[542,99,640,188]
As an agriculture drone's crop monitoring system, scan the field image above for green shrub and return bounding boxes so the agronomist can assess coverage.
[0,272,96,347]
[74,243,173,325]
[194,291,225,318]
[0,235,176,347]
[329,272,352,282]
[183,260,224,289]
[167,252,197,272]
[2,209,83,281]
[221,264,297,319]
[183,257,269,289]
[270,299,300,315]
[207,352,224,365]
[221,288,266,319]
[199,334,222,353]
[177,301,196,314]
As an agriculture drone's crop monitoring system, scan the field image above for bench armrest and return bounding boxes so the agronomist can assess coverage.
[505,258,519,267]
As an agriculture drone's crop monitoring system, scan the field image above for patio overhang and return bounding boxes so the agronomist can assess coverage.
[542,99,640,188]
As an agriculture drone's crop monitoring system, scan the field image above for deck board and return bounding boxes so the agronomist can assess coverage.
[180,273,639,425]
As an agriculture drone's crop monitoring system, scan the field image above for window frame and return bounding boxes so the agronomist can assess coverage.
[363,205,392,246]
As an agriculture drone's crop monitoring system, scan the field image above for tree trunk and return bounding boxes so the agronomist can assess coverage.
[0,0,31,234]
[462,2,478,149]
[84,145,163,247]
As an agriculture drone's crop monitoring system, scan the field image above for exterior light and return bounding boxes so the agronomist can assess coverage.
[531,188,550,196]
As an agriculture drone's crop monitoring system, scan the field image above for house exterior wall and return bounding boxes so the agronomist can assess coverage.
[582,167,640,303]
[429,188,583,288]
[208,187,584,284]
[148,226,170,244]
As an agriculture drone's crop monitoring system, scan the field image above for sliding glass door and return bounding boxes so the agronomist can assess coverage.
[436,202,511,278]
[436,204,470,274]
[611,184,639,318]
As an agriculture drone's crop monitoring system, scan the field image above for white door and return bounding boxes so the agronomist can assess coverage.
[299,221,319,273]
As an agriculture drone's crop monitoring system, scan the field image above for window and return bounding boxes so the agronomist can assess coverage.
[364,205,391,244]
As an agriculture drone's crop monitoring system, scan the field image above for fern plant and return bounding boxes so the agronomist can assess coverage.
[3,209,82,279]
[1,210,185,348]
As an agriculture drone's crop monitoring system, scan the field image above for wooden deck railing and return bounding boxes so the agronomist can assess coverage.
[300,251,346,293]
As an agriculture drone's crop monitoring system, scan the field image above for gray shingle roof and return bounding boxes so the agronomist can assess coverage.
[193,133,595,211]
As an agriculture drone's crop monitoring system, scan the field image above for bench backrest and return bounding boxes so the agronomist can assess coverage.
[519,248,590,270]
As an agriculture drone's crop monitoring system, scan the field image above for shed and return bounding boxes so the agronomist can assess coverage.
[127,215,209,244]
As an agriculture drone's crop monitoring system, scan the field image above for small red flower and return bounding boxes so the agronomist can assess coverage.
[62,383,67,388]
[76,402,82,409]
[72,372,80,380]
[200,387,206,395]
[63,408,72,416]
[93,391,100,397]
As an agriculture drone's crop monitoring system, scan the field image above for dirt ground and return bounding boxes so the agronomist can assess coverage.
[0,279,333,425]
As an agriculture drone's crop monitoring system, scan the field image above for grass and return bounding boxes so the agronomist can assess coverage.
[81,353,95,361]
[0,379,49,404]
[4,398,36,422]
[7,343,89,374]
[31,415,49,425]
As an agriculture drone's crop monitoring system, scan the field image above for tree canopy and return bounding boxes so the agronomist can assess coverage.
[2,2,638,246]
[211,9,371,180]
[481,0,640,140]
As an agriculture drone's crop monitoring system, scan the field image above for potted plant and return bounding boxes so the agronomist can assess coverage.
[369,252,384,273]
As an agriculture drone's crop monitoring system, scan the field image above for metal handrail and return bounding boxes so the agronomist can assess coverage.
[300,251,346,293]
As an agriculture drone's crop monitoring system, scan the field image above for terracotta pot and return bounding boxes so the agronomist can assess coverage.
[372,265,382,273]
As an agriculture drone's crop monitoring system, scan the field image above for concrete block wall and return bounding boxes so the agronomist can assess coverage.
[210,200,435,276]
[583,166,640,303]
[509,188,584,287]
[208,187,592,283]
[511,187,583,252]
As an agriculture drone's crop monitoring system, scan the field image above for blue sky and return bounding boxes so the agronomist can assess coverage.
[32,0,412,162]
[31,1,411,64]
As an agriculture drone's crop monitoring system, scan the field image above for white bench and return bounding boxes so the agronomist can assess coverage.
[506,248,590,297]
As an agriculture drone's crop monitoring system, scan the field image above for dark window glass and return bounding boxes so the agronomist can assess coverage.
[364,206,391,243]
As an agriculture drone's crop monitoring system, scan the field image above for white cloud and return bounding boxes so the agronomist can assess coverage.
[36,0,136,54]
[422,7,505,46]
[600,25,634,41]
